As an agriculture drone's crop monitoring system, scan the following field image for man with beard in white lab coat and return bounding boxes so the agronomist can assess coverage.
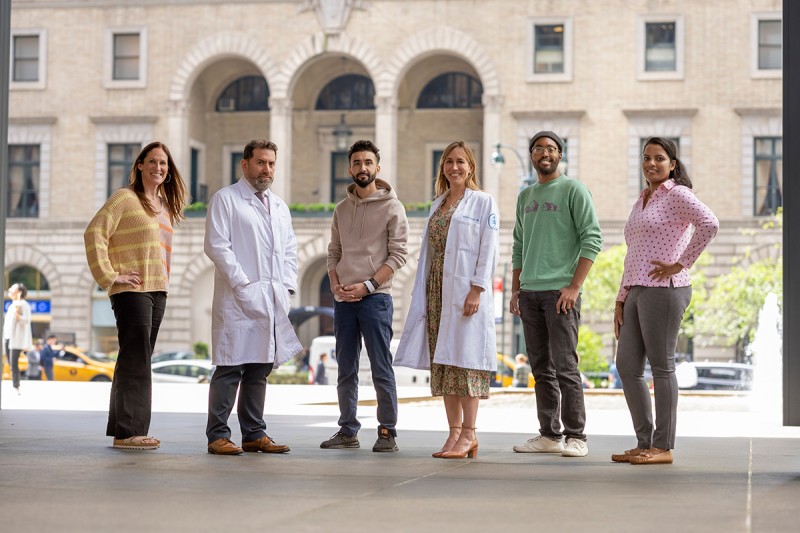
[204,139,303,455]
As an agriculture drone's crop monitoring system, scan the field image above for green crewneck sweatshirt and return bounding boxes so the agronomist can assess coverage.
[511,175,602,291]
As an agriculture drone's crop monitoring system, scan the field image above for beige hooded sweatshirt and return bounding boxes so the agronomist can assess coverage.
[327,178,409,296]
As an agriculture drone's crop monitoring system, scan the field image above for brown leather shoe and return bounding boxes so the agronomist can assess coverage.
[207,437,243,455]
[242,435,290,454]
[611,447,646,463]
[630,448,673,465]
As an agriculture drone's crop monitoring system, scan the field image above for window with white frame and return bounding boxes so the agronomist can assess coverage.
[637,15,684,80]
[750,14,781,77]
[104,28,147,88]
[527,17,572,82]
[10,29,46,89]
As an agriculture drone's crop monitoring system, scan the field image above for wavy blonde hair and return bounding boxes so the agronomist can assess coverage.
[433,141,481,197]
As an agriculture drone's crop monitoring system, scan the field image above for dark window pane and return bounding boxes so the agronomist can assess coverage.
[13,35,39,82]
[316,74,375,110]
[113,33,139,80]
[7,144,40,218]
[645,22,676,71]
[758,20,782,70]
[231,152,244,184]
[330,152,350,202]
[754,137,782,216]
[216,75,270,112]
[534,24,564,74]
[6,265,50,292]
[417,72,483,109]
[107,143,139,196]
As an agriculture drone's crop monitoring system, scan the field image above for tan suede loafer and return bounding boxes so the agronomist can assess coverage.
[242,435,290,454]
[611,447,646,463]
[207,437,244,455]
[630,449,673,465]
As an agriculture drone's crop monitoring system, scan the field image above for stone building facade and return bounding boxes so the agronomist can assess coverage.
[6,0,782,360]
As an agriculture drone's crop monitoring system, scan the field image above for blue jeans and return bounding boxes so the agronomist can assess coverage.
[334,293,398,437]
[518,290,586,441]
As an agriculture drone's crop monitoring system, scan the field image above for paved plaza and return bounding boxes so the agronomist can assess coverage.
[1,381,799,532]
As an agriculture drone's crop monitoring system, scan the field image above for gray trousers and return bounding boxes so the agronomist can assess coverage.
[206,363,274,444]
[519,290,586,441]
[616,285,692,450]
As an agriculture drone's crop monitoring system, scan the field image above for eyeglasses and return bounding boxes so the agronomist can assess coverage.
[531,146,559,155]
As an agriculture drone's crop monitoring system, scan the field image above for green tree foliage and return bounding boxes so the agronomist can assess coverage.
[695,258,782,348]
[696,211,782,351]
[577,325,606,374]
[582,244,626,317]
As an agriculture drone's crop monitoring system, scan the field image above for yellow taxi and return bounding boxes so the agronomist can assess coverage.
[2,346,115,382]
[493,353,535,388]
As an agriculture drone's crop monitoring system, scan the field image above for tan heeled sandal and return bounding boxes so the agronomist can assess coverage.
[441,426,478,459]
[432,426,462,458]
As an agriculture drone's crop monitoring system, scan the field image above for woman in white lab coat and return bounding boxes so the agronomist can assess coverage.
[394,141,499,459]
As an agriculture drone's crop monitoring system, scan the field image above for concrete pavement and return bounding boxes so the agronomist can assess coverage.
[1,382,799,532]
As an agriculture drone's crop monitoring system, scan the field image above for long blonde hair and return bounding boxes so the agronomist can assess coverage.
[433,141,481,197]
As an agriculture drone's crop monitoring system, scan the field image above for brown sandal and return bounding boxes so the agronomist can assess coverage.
[112,436,160,450]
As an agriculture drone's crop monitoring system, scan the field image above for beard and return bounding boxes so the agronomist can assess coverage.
[247,174,273,192]
[352,170,377,189]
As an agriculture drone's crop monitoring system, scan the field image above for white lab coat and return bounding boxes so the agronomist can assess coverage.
[204,178,302,366]
[394,189,499,371]
[3,299,33,350]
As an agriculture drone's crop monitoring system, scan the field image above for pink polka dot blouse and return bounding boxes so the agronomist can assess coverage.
[616,179,719,303]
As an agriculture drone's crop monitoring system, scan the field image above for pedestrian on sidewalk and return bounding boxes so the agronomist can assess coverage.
[321,140,409,453]
[3,282,33,395]
[204,139,302,456]
[612,137,718,465]
[85,141,186,450]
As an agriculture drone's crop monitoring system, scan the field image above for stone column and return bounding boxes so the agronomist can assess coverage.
[482,94,504,202]
[167,99,189,179]
[375,96,398,186]
[270,97,293,201]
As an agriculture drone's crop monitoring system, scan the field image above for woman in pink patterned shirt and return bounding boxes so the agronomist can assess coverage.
[611,137,718,465]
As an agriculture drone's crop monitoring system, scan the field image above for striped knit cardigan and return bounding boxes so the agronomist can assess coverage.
[84,188,173,296]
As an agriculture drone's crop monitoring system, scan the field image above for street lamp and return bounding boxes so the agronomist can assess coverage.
[490,142,536,188]
[332,113,352,151]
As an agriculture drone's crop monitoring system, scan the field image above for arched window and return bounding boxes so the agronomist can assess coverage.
[5,265,49,293]
[216,75,269,112]
[316,74,375,110]
[417,72,483,109]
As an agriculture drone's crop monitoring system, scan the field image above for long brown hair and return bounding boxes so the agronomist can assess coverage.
[433,141,481,197]
[128,142,187,224]
[643,137,693,189]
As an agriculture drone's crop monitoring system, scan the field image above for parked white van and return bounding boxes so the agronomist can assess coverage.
[308,335,430,387]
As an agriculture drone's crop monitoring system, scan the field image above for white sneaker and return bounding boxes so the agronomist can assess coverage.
[512,435,564,453]
[561,438,588,457]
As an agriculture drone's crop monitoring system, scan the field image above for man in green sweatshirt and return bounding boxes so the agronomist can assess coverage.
[509,131,602,458]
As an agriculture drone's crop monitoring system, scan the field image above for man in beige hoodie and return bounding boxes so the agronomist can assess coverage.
[322,140,409,453]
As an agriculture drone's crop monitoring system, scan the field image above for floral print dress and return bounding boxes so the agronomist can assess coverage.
[426,200,491,398]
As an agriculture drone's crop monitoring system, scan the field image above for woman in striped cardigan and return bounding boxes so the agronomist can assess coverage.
[85,141,186,450]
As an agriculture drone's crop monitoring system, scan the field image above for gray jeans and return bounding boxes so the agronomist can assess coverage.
[519,290,586,441]
[616,285,692,450]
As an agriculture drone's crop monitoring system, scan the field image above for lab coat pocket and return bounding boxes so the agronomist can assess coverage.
[233,282,268,320]
[452,276,472,313]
